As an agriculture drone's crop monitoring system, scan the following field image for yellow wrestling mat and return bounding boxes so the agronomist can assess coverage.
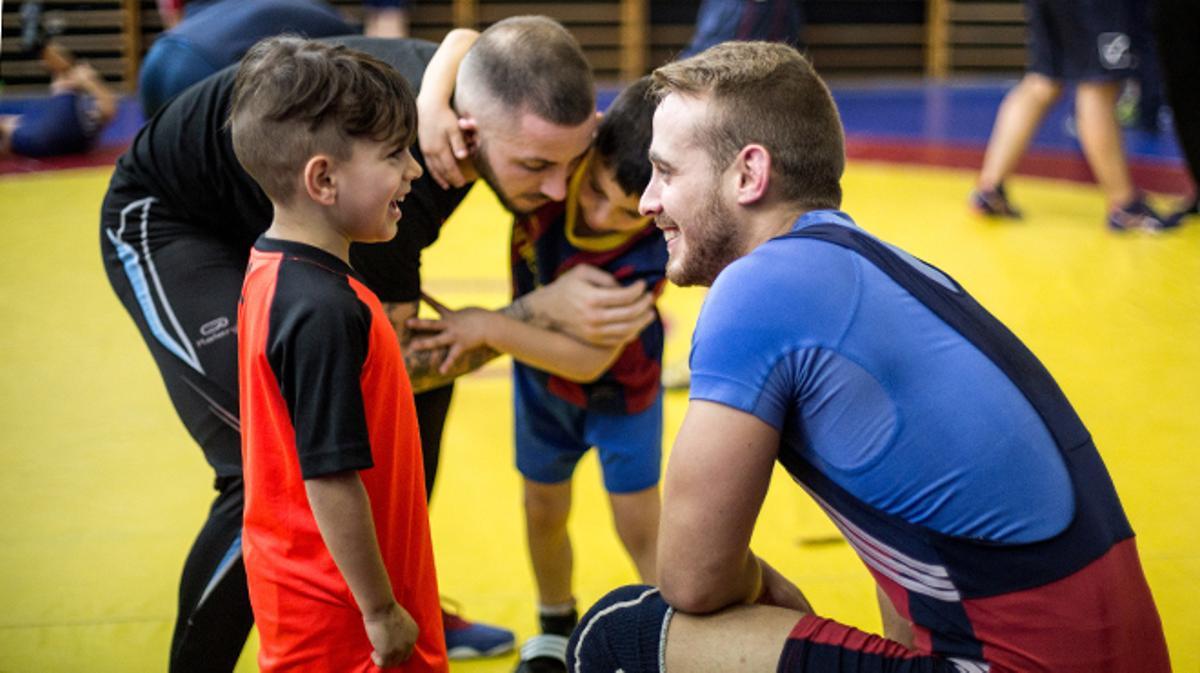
[1,162,1196,671]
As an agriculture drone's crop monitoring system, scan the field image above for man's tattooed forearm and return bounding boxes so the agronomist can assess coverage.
[403,343,501,393]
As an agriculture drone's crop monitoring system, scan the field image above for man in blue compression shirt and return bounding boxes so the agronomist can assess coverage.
[567,40,1169,673]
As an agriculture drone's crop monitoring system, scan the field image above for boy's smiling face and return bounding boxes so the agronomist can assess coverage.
[578,156,652,233]
[333,139,422,243]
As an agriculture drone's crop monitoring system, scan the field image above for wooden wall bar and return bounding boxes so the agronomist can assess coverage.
[0,0,1028,96]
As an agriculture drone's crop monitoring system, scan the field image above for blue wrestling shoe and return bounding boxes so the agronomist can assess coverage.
[443,603,516,659]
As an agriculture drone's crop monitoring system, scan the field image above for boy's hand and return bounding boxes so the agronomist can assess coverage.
[363,602,419,668]
[406,294,496,374]
[417,96,472,190]
[532,265,656,347]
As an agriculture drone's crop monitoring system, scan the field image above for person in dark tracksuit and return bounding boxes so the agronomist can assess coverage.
[101,19,652,672]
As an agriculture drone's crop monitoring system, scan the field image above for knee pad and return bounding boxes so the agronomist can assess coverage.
[567,585,672,673]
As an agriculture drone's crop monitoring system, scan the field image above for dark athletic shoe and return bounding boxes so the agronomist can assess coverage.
[514,634,568,673]
[1108,198,1171,232]
[969,183,1023,219]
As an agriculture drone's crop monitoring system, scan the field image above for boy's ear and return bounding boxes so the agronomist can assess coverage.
[303,154,337,205]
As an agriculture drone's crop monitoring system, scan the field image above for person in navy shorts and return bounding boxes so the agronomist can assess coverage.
[970,0,1171,231]
[569,40,1171,673]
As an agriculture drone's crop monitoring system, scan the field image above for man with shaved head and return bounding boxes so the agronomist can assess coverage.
[100,18,654,672]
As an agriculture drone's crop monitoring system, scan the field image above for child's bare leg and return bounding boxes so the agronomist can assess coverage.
[978,73,1063,190]
[524,479,575,607]
[609,485,660,583]
[1075,80,1137,208]
[0,116,18,156]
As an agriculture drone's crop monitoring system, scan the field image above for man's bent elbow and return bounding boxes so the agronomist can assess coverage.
[658,573,730,615]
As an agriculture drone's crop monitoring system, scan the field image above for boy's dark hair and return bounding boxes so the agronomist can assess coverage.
[594,76,655,196]
[457,15,594,127]
[229,36,417,203]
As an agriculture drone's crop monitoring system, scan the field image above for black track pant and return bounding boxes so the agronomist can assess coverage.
[101,181,452,672]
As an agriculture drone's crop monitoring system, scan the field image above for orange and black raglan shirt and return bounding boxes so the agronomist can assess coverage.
[237,237,447,673]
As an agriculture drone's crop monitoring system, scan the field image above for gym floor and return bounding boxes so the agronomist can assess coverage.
[1,82,1196,671]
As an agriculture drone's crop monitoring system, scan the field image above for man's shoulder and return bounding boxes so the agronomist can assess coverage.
[716,234,853,292]
[701,236,859,335]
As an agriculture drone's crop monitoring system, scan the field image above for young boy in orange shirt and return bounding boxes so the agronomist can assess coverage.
[231,36,442,672]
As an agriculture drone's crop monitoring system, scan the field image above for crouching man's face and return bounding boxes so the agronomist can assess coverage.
[473,109,596,216]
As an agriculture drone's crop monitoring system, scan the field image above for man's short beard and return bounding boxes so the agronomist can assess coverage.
[665,191,740,288]
[473,141,527,215]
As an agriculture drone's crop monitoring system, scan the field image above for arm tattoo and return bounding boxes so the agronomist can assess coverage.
[502,295,559,331]
[386,296,546,393]
[384,300,498,393]
[402,342,500,394]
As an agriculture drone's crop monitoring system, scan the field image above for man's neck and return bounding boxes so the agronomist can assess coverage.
[741,202,811,256]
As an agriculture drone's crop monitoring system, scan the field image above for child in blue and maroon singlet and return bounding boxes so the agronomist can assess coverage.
[407,78,666,672]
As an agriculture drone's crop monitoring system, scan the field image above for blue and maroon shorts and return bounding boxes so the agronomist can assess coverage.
[779,615,963,673]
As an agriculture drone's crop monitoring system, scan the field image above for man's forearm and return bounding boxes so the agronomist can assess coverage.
[402,342,500,393]
[393,297,537,392]
[503,294,556,331]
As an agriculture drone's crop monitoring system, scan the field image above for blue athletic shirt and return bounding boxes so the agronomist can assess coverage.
[689,210,1073,543]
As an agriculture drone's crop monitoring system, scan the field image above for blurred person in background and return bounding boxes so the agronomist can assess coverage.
[1153,0,1200,223]
[139,0,351,117]
[970,0,1173,232]
[683,0,803,57]
[2,7,117,159]
[364,0,413,38]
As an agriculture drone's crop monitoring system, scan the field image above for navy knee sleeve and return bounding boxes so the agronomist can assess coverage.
[567,585,672,673]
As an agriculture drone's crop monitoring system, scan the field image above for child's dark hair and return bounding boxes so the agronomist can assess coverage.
[229,36,417,202]
[594,76,655,196]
